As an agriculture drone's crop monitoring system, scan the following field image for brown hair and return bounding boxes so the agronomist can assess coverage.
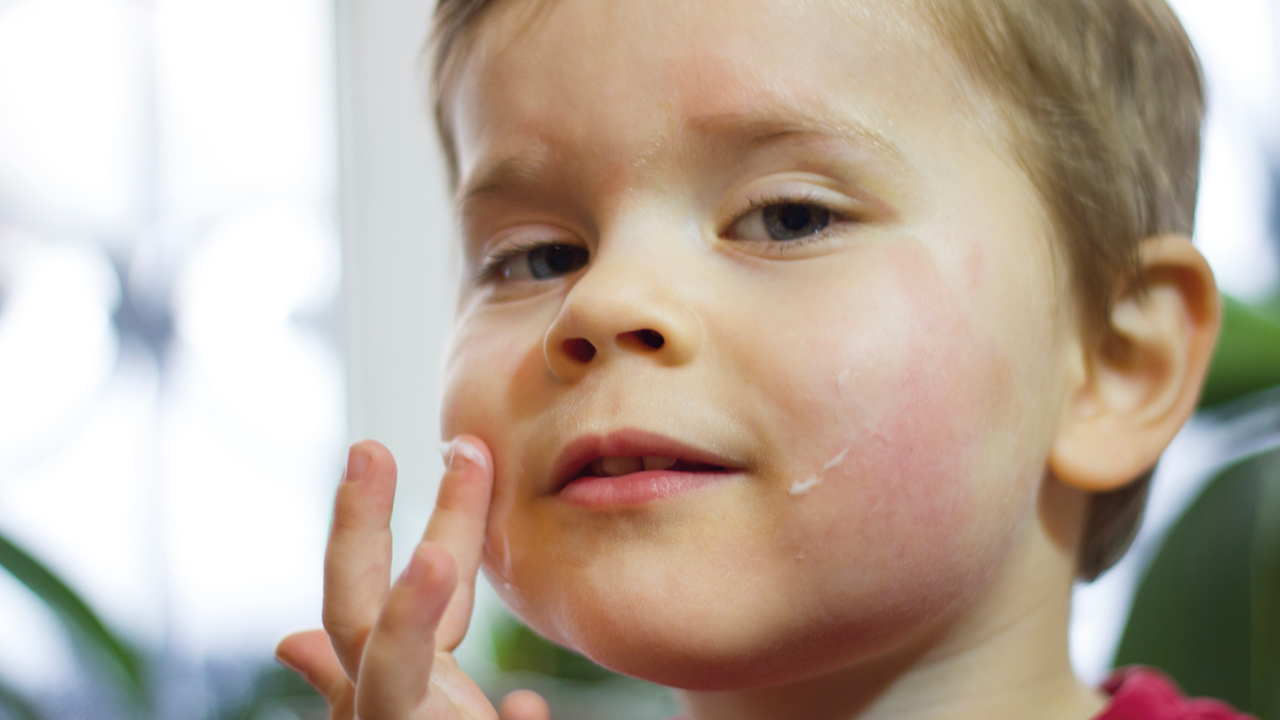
[425,0,1204,580]
[918,0,1203,580]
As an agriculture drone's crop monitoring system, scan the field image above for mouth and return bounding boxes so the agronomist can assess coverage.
[552,429,742,499]
[576,455,727,478]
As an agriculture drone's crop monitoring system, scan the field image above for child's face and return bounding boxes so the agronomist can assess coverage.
[441,0,1077,689]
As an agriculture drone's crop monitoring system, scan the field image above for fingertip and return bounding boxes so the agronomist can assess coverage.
[350,437,391,457]
[273,629,350,700]
[455,435,492,474]
[396,542,458,614]
[500,689,551,720]
[274,636,306,675]
[275,629,325,665]
[435,436,495,517]
[330,439,398,524]
[347,439,396,478]
[441,435,492,476]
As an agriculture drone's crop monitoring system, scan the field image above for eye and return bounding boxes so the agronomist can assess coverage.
[727,200,834,243]
[488,242,590,281]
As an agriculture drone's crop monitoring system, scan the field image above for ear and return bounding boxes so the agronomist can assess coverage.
[1050,235,1221,492]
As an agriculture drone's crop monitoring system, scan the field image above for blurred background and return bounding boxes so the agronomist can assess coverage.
[0,0,1276,718]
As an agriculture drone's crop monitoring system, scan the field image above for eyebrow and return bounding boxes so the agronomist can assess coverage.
[457,153,551,209]
[457,107,908,208]
[683,107,908,163]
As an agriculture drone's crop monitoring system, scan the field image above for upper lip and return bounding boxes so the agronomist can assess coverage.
[551,428,742,491]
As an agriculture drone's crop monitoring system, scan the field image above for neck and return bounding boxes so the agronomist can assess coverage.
[678,482,1106,720]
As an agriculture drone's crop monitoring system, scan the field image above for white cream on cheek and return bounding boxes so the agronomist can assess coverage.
[788,444,852,495]
[788,477,821,495]
[762,237,1004,583]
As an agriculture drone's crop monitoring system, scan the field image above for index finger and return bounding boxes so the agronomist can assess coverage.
[425,435,495,651]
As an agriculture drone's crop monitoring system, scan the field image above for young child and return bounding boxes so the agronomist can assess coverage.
[275,0,1233,718]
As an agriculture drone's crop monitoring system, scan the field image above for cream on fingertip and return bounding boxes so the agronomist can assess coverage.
[441,437,489,473]
[454,438,489,472]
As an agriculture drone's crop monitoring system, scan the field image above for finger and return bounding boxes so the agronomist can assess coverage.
[426,435,495,651]
[355,542,457,720]
[323,440,399,679]
[499,690,551,720]
[276,630,354,706]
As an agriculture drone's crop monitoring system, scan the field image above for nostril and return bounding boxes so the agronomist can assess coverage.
[634,329,665,349]
[563,338,597,363]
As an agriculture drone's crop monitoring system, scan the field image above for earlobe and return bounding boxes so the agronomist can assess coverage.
[1049,235,1221,492]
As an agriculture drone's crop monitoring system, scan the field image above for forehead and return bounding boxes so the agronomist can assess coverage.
[448,0,984,192]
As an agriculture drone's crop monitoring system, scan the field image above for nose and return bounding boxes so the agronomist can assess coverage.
[543,258,702,382]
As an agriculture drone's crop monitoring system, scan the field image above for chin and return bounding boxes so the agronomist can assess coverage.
[497,568,965,692]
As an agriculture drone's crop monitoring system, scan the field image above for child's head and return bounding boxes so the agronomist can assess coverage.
[429,0,1219,692]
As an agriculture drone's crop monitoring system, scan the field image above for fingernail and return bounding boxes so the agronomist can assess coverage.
[343,445,371,483]
[441,437,487,473]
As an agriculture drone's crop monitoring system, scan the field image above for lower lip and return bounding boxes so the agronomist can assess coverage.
[558,469,737,508]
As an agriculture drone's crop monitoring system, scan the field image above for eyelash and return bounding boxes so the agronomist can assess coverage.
[476,238,562,283]
[729,191,847,249]
[474,193,850,283]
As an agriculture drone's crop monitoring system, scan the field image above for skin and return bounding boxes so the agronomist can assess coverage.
[276,0,1221,718]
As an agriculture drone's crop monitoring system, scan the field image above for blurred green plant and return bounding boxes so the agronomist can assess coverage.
[0,677,43,720]
[0,533,144,716]
[1115,442,1280,717]
[1200,296,1280,408]
[490,613,614,682]
[1113,286,1280,717]
[0,533,322,720]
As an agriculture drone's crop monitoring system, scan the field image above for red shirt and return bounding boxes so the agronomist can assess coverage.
[1097,667,1254,720]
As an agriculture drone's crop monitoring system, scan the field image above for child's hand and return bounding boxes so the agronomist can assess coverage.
[276,439,550,720]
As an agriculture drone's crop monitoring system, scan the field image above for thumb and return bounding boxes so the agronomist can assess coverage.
[276,629,355,714]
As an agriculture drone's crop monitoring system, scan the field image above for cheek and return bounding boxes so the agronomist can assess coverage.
[441,327,546,614]
[440,320,546,552]
[756,239,1028,605]
[440,305,554,438]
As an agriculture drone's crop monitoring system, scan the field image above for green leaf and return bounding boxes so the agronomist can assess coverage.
[1253,449,1280,717]
[491,613,615,683]
[0,532,144,702]
[1115,445,1280,716]
[1200,296,1280,409]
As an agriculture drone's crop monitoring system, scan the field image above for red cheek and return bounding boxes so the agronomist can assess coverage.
[840,375,978,548]
[806,240,1005,564]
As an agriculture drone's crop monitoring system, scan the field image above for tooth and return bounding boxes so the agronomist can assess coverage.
[642,456,677,471]
[600,456,643,476]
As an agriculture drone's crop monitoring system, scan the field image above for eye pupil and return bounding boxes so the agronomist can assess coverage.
[763,203,831,240]
[777,204,811,231]
[526,244,589,279]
